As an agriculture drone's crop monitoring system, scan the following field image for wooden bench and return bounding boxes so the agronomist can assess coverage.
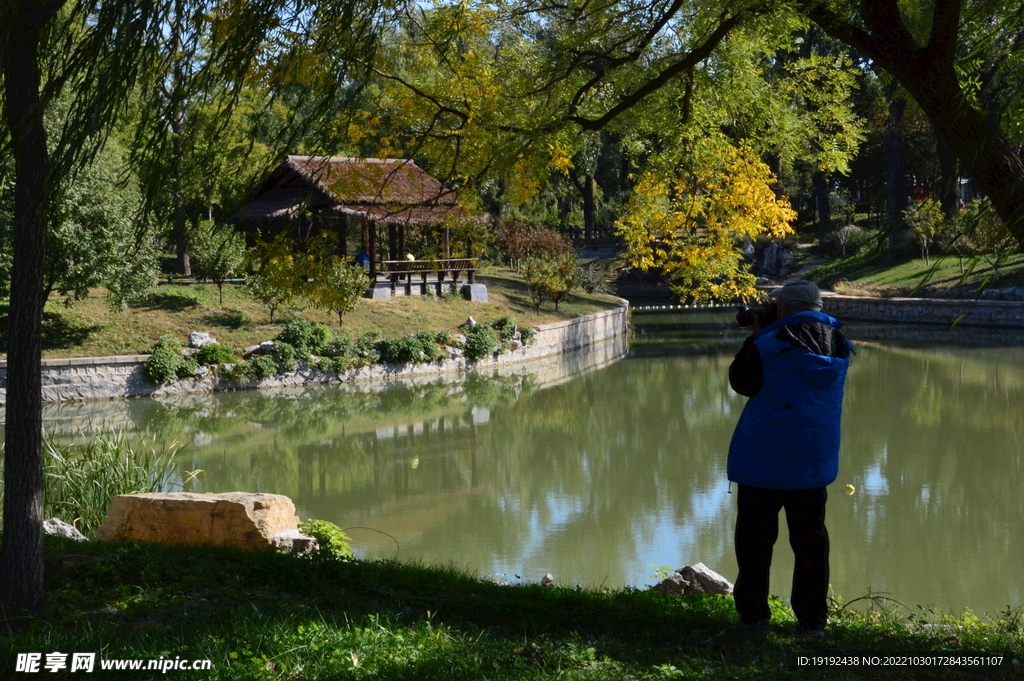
[372,258,478,296]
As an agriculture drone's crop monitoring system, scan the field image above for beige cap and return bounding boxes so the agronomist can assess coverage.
[770,280,823,308]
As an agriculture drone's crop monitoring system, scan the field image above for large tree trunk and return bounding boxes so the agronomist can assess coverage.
[934,123,961,219]
[805,0,1024,248]
[887,95,911,254]
[1,3,63,618]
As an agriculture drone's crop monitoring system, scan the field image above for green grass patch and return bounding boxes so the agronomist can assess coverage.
[1,540,1019,680]
[807,252,1024,295]
[8,267,620,360]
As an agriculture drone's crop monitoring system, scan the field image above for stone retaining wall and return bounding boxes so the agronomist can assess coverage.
[0,302,629,404]
[822,294,1024,329]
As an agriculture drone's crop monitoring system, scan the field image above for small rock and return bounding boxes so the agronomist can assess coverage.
[271,529,319,555]
[43,518,87,542]
[540,573,555,587]
[652,572,694,596]
[756,276,770,286]
[508,340,523,352]
[459,316,477,328]
[444,346,464,358]
[189,331,218,348]
[244,341,276,357]
[453,333,467,345]
[653,562,733,596]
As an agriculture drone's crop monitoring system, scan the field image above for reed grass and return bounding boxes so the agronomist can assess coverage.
[1,431,195,538]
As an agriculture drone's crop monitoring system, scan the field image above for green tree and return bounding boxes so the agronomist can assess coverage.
[903,199,945,264]
[0,0,385,616]
[190,220,245,305]
[305,257,369,325]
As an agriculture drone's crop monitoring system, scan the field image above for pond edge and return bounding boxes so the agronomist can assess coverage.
[0,301,630,404]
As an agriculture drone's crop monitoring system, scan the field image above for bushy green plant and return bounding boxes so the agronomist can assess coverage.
[413,332,445,362]
[144,335,198,384]
[522,254,581,311]
[463,323,500,361]
[434,330,457,347]
[275,318,333,356]
[491,315,518,341]
[274,341,301,372]
[577,261,612,294]
[298,519,353,560]
[194,343,235,366]
[519,325,537,346]
[248,354,279,379]
[356,331,381,364]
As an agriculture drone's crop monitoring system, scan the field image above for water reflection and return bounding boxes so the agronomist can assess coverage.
[14,314,1024,615]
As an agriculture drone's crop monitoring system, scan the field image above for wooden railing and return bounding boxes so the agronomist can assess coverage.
[372,258,478,296]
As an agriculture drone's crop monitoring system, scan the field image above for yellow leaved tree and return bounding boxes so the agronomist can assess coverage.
[616,138,796,303]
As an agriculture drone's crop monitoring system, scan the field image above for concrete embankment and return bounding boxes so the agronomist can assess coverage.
[822,294,1024,329]
[0,302,629,404]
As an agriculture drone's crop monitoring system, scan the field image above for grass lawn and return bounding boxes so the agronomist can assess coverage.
[0,266,622,360]
[807,252,1024,296]
[1,538,1020,680]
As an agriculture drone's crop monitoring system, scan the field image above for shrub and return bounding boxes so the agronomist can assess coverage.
[519,326,537,346]
[491,315,518,341]
[434,330,457,347]
[298,519,352,560]
[194,343,235,366]
[356,331,381,364]
[413,332,445,362]
[248,354,279,379]
[275,319,333,356]
[143,335,198,384]
[493,222,573,267]
[522,254,581,311]
[463,323,500,361]
[376,335,434,364]
[274,341,301,372]
[577,261,612,294]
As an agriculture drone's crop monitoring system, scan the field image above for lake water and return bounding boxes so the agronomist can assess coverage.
[27,311,1024,616]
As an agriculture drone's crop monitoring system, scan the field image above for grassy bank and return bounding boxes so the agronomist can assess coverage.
[0,267,621,360]
[2,538,1019,680]
[807,252,1024,296]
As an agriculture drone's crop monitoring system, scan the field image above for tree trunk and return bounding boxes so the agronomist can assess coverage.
[887,95,911,254]
[582,172,596,243]
[934,123,961,219]
[804,1,1024,248]
[1,4,60,618]
[813,171,831,237]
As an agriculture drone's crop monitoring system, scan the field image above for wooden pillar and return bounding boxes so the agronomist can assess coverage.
[388,224,398,261]
[361,219,369,254]
[368,220,377,279]
[339,215,348,257]
[399,223,407,259]
[443,226,450,257]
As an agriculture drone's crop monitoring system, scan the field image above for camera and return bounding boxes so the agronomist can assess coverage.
[736,303,778,329]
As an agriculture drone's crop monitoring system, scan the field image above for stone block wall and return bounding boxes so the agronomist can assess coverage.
[822,295,1024,329]
[0,302,629,405]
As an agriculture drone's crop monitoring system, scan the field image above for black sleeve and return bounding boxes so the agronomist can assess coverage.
[729,336,763,397]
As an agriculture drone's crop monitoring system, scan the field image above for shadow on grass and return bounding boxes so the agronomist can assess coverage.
[201,308,252,329]
[0,307,101,353]
[3,538,1017,680]
[131,290,201,312]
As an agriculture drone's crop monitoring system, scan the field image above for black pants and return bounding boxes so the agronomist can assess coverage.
[733,484,829,631]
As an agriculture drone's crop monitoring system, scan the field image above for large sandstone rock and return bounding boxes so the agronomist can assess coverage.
[96,492,300,550]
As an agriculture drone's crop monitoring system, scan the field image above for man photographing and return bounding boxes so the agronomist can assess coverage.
[718,279,853,640]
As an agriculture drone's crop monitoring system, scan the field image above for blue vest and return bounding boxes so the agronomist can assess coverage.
[727,311,852,490]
